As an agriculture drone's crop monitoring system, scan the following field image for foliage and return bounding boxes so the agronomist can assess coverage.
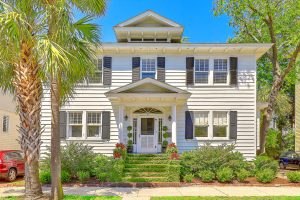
[162,126,169,147]
[41,143,96,177]
[183,174,194,183]
[265,129,282,159]
[162,141,168,148]
[61,170,71,183]
[198,170,214,183]
[286,171,300,183]
[166,160,180,182]
[39,170,51,184]
[255,169,276,183]
[282,130,295,151]
[127,126,133,147]
[180,144,249,177]
[77,171,90,183]
[236,169,250,183]
[113,143,127,159]
[166,143,180,160]
[254,155,278,174]
[216,167,234,183]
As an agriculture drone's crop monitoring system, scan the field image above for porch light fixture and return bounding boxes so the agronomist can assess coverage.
[168,115,172,121]
[124,115,128,121]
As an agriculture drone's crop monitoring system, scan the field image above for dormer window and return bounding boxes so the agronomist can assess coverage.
[141,58,156,79]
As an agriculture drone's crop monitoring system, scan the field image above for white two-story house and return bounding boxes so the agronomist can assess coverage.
[41,10,272,160]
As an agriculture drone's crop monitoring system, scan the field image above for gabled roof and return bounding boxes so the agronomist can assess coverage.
[115,10,182,28]
[106,78,190,95]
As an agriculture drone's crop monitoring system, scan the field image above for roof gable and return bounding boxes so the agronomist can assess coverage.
[116,10,182,28]
[106,78,189,94]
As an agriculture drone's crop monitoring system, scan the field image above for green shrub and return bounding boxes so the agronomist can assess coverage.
[166,160,180,182]
[286,171,300,183]
[180,144,249,178]
[254,155,278,174]
[198,170,214,183]
[265,129,282,159]
[236,169,250,182]
[40,143,96,177]
[282,130,295,151]
[109,159,125,182]
[77,171,90,183]
[255,169,276,183]
[61,170,71,183]
[216,167,234,183]
[183,174,194,183]
[39,170,51,184]
[97,173,108,182]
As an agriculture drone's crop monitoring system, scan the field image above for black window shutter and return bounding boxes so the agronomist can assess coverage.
[186,57,194,86]
[103,56,112,86]
[230,57,238,86]
[59,111,67,139]
[157,57,165,82]
[102,111,111,140]
[185,111,194,139]
[229,111,238,140]
[132,57,140,82]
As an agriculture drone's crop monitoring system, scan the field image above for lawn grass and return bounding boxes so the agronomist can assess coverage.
[151,197,300,200]
[0,196,121,200]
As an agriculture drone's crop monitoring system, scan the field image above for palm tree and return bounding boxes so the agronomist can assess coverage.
[40,1,106,199]
[0,1,44,199]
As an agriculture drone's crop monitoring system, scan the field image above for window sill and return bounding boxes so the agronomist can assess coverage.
[190,84,233,88]
[66,137,103,141]
[191,137,232,141]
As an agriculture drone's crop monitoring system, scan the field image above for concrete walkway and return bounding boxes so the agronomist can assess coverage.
[1,186,300,200]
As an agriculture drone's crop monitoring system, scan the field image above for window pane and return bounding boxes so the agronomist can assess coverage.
[195,59,209,71]
[214,72,227,84]
[195,126,208,137]
[87,113,101,124]
[87,126,100,137]
[89,72,102,84]
[141,118,154,135]
[2,116,9,132]
[213,126,227,137]
[142,72,155,79]
[69,113,82,124]
[194,112,209,125]
[214,59,227,71]
[195,72,209,83]
[71,126,82,137]
[213,112,227,125]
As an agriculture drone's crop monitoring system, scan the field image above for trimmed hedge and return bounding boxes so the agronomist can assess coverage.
[286,171,300,183]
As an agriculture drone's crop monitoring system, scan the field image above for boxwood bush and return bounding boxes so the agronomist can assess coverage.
[254,155,278,174]
[77,171,90,183]
[39,170,51,184]
[216,167,234,183]
[255,168,276,183]
[61,170,71,183]
[180,144,251,178]
[286,171,300,183]
[183,174,194,183]
[236,169,250,182]
[198,170,214,183]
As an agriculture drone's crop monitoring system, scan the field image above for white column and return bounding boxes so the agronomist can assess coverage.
[118,105,124,143]
[171,104,177,144]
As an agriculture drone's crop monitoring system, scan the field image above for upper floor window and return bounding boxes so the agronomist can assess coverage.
[213,111,228,138]
[88,59,103,84]
[87,112,102,138]
[68,112,83,137]
[141,59,156,79]
[195,59,209,84]
[2,116,9,133]
[194,112,209,138]
[213,59,228,84]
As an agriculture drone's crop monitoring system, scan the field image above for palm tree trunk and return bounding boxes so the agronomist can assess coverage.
[50,73,63,200]
[15,41,43,199]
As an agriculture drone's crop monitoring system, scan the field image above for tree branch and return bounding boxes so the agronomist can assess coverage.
[281,40,300,78]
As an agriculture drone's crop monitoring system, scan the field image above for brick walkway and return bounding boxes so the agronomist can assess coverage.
[1,186,300,200]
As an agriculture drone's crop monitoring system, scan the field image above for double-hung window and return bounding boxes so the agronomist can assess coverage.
[213,59,228,84]
[87,112,101,138]
[195,59,209,84]
[213,111,228,138]
[68,112,83,137]
[2,116,9,133]
[88,59,103,84]
[141,58,156,79]
[194,112,209,138]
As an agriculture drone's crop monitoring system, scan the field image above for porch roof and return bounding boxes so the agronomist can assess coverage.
[105,78,191,103]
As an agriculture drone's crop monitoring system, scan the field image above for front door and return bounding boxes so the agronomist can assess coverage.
[137,117,157,153]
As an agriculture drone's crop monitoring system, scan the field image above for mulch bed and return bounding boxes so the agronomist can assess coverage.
[1,177,300,188]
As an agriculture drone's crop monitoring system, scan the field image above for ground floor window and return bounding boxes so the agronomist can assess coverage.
[68,112,83,137]
[87,112,102,138]
[194,111,229,139]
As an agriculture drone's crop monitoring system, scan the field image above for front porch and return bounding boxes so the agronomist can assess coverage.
[105,78,191,154]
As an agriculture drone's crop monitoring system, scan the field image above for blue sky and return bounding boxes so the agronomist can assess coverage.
[75,0,233,43]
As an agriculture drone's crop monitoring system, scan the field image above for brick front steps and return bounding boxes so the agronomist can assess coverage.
[124,154,172,182]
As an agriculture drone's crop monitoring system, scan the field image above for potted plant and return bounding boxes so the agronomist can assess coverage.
[162,126,169,153]
[127,126,133,153]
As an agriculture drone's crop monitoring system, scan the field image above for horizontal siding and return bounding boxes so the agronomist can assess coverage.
[41,54,257,160]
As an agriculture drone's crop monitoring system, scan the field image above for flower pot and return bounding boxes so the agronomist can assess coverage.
[127,146,133,153]
[162,146,167,153]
